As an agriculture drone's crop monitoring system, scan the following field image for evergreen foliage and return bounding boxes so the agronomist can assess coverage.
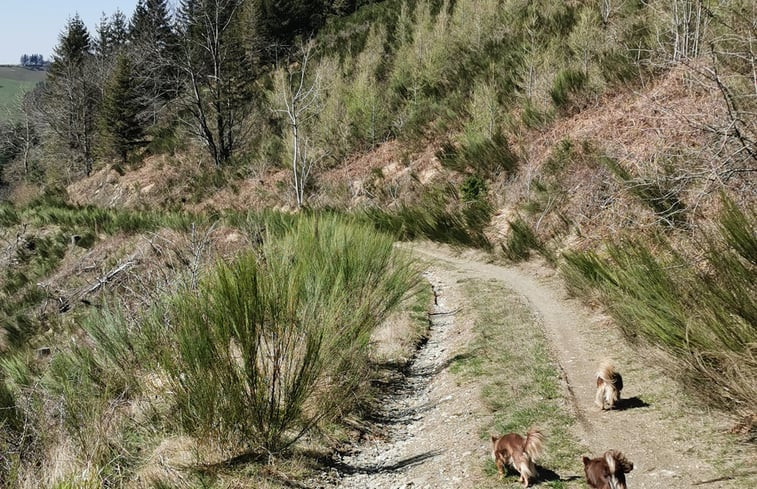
[49,15,92,72]
[44,15,98,176]
[128,0,179,124]
[259,0,329,43]
[94,10,128,57]
[258,0,371,45]
[99,55,145,162]
[129,0,175,44]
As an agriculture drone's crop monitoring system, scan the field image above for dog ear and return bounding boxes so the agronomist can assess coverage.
[490,435,499,443]
[582,456,591,466]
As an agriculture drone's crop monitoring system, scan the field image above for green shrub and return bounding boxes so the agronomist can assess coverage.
[602,157,688,228]
[501,217,547,262]
[460,174,487,202]
[542,138,575,175]
[15,203,200,235]
[520,99,551,128]
[147,124,184,156]
[87,214,418,455]
[718,196,756,264]
[0,205,20,227]
[362,185,492,249]
[550,68,588,109]
[599,50,638,83]
[438,130,518,177]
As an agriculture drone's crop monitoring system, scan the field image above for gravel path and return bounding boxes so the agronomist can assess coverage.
[320,268,486,489]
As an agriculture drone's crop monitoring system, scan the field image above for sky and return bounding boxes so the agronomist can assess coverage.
[0,0,139,65]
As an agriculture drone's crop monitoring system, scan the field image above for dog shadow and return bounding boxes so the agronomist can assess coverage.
[614,396,649,411]
[500,465,581,485]
[536,465,582,484]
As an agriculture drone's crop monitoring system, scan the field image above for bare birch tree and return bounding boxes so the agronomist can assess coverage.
[176,0,258,167]
[670,0,707,61]
[0,92,38,180]
[275,42,324,208]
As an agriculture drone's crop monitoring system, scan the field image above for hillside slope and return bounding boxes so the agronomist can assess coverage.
[0,1,754,487]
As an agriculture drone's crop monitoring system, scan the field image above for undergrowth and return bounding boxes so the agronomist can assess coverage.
[0,213,420,487]
[561,197,756,416]
[361,184,492,249]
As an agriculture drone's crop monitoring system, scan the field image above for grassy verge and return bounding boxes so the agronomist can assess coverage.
[360,184,492,250]
[450,278,585,489]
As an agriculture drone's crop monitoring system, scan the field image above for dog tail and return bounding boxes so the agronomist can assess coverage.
[605,450,633,489]
[596,360,623,408]
[523,428,545,461]
[596,360,616,384]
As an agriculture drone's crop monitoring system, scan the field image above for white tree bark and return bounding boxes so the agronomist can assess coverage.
[277,42,324,208]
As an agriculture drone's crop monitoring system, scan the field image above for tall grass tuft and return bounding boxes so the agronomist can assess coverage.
[550,68,588,109]
[561,198,756,414]
[438,130,518,177]
[501,217,550,262]
[86,214,418,455]
[602,157,688,227]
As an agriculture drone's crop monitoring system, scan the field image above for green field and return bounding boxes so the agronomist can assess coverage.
[0,66,46,119]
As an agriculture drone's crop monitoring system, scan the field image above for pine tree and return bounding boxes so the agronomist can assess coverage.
[129,0,179,123]
[259,0,329,44]
[95,9,129,57]
[44,15,99,176]
[130,0,176,47]
[99,55,144,162]
[50,15,91,73]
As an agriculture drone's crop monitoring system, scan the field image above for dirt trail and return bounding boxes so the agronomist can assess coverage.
[319,243,751,489]
[320,268,486,489]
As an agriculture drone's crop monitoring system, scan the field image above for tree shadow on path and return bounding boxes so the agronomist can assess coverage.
[325,449,443,475]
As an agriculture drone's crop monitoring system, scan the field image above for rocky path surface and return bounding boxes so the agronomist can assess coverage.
[319,268,486,489]
[317,243,753,489]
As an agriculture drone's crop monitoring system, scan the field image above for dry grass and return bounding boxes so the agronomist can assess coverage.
[489,64,754,253]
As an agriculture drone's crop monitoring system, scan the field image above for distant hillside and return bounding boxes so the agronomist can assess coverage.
[0,66,46,119]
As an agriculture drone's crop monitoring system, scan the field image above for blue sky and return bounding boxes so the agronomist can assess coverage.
[0,1,140,64]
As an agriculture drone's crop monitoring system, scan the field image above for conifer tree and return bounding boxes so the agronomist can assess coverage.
[99,55,144,162]
[129,0,179,123]
[130,0,175,45]
[50,15,91,71]
[95,9,129,57]
[259,0,329,44]
[43,15,99,176]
